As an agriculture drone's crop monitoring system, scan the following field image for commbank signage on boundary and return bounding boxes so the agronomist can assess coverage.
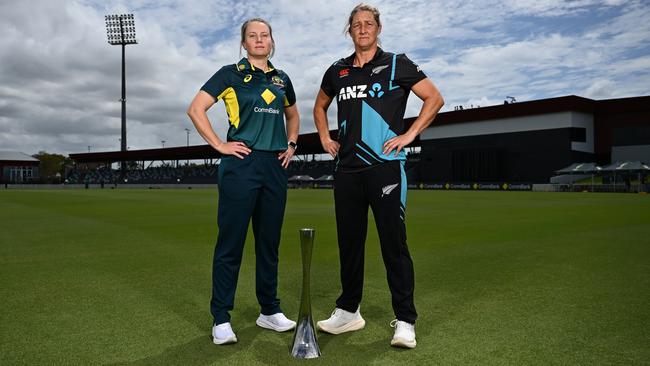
[418,182,533,191]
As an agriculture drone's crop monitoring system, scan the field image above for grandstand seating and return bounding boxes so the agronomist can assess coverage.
[66,154,422,185]
[66,165,218,184]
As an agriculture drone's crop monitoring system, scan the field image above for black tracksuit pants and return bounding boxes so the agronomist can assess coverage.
[333,160,417,324]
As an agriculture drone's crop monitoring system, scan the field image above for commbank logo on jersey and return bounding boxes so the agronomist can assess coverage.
[254,106,280,114]
[261,88,276,104]
[338,85,367,101]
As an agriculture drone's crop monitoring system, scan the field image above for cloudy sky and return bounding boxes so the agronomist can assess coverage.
[1,0,649,155]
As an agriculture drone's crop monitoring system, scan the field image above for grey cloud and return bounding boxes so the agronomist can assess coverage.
[0,0,648,155]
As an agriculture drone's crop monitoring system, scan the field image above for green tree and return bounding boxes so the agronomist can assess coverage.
[32,151,66,183]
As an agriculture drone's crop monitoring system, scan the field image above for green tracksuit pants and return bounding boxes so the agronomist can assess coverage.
[211,150,287,325]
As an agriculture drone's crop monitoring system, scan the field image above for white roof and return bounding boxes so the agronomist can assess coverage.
[0,151,40,162]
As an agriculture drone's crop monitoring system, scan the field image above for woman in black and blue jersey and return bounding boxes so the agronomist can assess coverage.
[187,18,299,345]
[313,3,444,349]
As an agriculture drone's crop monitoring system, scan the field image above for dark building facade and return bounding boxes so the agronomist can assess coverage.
[415,95,650,183]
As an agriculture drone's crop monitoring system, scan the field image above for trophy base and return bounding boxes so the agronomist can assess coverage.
[291,316,321,359]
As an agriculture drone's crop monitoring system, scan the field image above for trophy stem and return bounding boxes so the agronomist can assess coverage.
[291,228,321,359]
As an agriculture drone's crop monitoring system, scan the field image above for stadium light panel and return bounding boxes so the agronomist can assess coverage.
[105,13,137,45]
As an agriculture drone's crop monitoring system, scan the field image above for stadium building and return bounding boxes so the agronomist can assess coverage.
[67,95,649,185]
[413,95,650,183]
[0,151,40,183]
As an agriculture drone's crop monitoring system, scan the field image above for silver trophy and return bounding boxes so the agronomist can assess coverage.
[291,228,322,359]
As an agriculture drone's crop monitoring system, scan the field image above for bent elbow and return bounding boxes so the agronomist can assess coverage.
[434,90,445,109]
[186,105,197,119]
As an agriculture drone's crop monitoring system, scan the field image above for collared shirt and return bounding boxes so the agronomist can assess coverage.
[320,48,426,172]
[201,58,296,151]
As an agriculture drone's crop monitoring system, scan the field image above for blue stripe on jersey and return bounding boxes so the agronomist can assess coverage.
[361,101,406,161]
[400,160,407,213]
[355,143,383,163]
[389,53,399,91]
[355,153,372,165]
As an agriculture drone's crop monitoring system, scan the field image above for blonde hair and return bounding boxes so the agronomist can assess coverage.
[240,18,275,58]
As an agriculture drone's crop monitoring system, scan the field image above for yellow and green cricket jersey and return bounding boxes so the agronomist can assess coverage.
[201,58,296,151]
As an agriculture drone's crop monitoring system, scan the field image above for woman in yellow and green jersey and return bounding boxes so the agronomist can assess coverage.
[187,17,299,345]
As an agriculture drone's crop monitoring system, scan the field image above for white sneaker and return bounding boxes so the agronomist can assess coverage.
[390,319,416,349]
[316,307,365,334]
[256,313,296,332]
[212,322,237,345]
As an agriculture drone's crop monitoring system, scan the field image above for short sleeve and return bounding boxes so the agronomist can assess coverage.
[283,73,296,107]
[396,54,427,90]
[319,65,337,98]
[200,66,231,100]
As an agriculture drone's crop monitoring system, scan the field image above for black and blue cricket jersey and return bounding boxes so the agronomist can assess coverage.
[201,58,296,151]
[320,47,426,172]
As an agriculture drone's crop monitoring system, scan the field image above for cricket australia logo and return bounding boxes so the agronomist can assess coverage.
[271,75,285,88]
[381,183,399,197]
[371,64,389,75]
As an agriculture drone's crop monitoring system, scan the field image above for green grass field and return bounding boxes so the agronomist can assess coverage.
[1,189,649,365]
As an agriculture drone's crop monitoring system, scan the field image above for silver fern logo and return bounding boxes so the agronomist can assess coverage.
[371,64,389,75]
[381,183,399,197]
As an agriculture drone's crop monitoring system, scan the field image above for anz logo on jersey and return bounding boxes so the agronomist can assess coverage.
[338,83,385,101]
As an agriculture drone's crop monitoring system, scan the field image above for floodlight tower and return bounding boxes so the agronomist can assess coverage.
[105,14,137,174]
